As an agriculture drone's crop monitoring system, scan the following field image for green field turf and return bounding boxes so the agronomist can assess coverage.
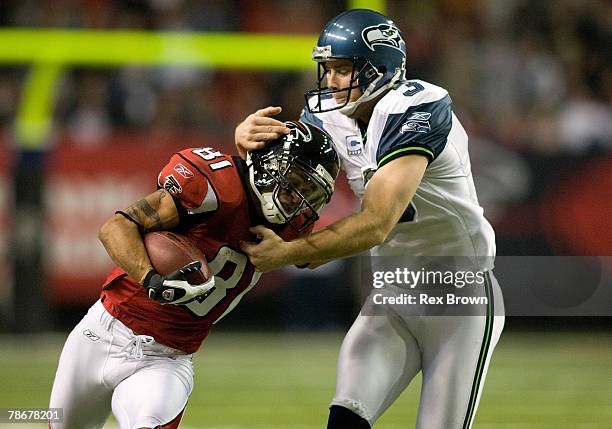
[0,330,610,428]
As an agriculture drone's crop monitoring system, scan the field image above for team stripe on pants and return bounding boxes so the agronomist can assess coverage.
[461,271,494,429]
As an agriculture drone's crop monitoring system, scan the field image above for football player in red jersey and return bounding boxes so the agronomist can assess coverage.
[48,120,339,429]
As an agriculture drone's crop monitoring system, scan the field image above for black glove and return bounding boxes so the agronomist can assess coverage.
[143,261,215,305]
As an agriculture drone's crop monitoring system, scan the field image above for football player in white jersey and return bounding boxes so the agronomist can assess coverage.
[237,9,504,429]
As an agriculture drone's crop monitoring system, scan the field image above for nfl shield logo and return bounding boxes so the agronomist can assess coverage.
[346,135,363,156]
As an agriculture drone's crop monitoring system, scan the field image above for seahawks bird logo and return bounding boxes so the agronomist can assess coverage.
[362,24,404,53]
[400,112,431,134]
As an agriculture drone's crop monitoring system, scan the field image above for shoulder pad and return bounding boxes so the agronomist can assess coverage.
[377,80,450,115]
[157,148,234,213]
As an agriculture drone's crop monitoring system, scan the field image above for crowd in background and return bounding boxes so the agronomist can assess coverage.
[0,0,609,153]
[0,0,610,252]
[0,0,610,329]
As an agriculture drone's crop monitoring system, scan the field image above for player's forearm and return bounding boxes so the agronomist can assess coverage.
[289,156,426,265]
[289,209,388,265]
[98,214,154,284]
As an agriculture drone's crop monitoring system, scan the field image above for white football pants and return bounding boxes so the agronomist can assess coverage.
[331,271,505,428]
[49,300,194,429]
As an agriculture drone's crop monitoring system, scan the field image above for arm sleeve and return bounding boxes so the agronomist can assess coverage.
[376,94,453,168]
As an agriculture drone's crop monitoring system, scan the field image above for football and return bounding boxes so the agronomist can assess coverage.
[143,231,212,284]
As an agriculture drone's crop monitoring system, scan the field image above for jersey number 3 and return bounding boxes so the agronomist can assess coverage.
[403,81,425,97]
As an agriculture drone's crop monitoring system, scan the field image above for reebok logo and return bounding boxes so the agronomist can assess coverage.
[83,329,100,342]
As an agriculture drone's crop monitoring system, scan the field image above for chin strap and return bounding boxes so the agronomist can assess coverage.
[259,192,286,224]
[247,152,286,225]
[339,67,404,116]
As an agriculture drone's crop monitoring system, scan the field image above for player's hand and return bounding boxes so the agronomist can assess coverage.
[143,261,216,305]
[235,106,290,159]
[240,225,291,272]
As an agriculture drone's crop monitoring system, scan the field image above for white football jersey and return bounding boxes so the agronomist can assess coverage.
[301,79,495,266]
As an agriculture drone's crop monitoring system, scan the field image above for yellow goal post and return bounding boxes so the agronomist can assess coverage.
[1,0,385,149]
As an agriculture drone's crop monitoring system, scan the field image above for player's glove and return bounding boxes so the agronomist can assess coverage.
[142,261,215,305]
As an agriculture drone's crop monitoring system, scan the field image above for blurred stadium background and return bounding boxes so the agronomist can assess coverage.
[0,0,610,428]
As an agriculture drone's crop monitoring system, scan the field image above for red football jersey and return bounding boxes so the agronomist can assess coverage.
[101,147,310,353]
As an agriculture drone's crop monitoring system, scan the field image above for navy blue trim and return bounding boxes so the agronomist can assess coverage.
[300,106,325,130]
[377,144,434,168]
[398,203,416,223]
[376,94,453,166]
[461,271,494,429]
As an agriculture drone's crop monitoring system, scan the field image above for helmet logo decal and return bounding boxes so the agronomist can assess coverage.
[362,24,403,53]
[400,112,431,134]
[286,121,312,143]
